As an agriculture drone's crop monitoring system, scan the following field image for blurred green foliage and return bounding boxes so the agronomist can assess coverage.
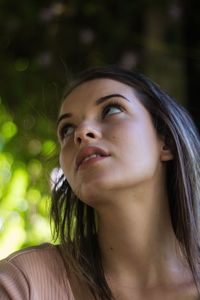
[0,101,57,258]
[0,0,199,258]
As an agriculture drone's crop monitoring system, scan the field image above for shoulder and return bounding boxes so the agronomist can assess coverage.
[3,243,61,268]
[0,243,64,281]
[0,243,74,300]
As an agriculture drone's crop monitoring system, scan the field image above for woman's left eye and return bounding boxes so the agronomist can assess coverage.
[103,104,123,117]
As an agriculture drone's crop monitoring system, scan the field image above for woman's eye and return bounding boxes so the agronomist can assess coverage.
[59,124,74,140]
[103,104,123,117]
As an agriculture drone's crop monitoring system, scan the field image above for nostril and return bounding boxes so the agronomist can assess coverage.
[86,132,95,138]
[77,137,82,144]
[75,129,97,144]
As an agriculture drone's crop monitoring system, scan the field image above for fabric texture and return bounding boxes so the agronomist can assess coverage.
[0,243,75,300]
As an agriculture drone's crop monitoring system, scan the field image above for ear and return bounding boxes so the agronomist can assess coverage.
[160,142,174,161]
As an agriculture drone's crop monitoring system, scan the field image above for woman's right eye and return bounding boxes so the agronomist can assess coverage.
[59,124,74,141]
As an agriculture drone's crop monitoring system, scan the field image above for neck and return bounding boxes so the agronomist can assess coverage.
[96,183,190,288]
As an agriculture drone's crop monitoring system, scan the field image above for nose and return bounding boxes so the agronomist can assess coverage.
[74,123,101,145]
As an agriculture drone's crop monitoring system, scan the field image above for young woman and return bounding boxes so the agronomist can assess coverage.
[0,66,199,300]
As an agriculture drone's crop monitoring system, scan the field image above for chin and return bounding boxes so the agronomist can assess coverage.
[75,177,114,207]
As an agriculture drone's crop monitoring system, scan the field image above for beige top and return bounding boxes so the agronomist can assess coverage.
[0,243,75,300]
[2,243,199,300]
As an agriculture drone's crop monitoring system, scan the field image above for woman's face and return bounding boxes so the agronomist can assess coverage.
[57,79,171,205]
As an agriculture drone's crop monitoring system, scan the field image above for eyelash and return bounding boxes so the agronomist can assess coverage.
[58,123,74,141]
[102,100,124,118]
[58,100,124,142]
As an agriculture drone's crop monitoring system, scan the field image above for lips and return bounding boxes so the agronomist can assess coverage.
[75,146,110,170]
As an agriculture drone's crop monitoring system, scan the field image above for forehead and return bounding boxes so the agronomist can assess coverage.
[60,78,136,113]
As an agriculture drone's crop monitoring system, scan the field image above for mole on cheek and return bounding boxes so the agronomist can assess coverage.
[111,135,117,141]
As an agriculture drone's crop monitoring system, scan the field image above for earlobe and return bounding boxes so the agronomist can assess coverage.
[160,144,174,161]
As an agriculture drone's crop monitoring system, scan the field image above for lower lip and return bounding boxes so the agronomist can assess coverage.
[78,156,108,170]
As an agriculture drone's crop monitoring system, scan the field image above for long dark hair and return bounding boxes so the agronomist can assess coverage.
[51,66,200,299]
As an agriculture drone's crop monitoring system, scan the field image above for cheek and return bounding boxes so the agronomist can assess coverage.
[59,149,72,178]
[104,119,130,140]
[59,153,65,176]
[111,120,160,163]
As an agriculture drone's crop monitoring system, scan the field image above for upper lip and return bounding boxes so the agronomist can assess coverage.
[75,146,110,170]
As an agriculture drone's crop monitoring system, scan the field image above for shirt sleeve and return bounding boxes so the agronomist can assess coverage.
[0,259,30,300]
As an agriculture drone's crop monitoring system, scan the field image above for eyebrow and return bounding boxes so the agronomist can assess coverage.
[95,93,130,105]
[57,93,130,127]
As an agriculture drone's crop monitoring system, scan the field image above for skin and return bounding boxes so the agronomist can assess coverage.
[57,79,197,300]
